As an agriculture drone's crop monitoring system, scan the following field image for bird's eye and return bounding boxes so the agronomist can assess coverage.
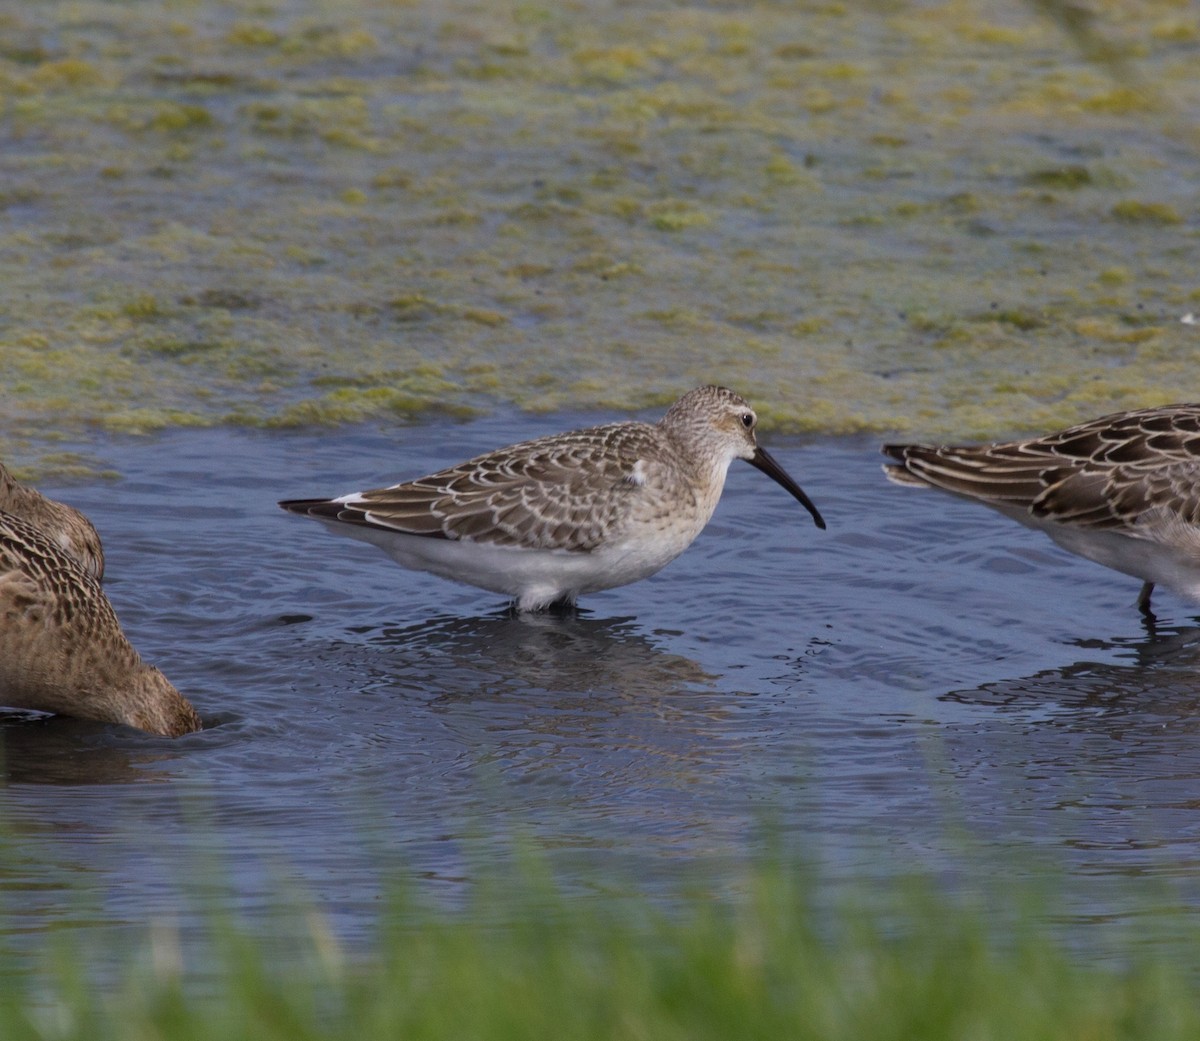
[740,412,754,429]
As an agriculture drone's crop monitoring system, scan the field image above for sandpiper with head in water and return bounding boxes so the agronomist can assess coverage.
[883,403,1200,613]
[0,511,200,737]
[280,385,826,612]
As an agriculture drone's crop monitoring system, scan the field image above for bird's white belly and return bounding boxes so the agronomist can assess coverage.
[314,518,699,609]
[1031,514,1200,603]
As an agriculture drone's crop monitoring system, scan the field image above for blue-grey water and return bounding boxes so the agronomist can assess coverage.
[8,414,1200,965]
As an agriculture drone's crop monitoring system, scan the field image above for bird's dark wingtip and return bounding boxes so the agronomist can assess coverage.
[278,498,339,517]
[278,498,391,532]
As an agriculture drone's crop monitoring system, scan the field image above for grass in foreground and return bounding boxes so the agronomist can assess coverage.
[2,860,1198,1041]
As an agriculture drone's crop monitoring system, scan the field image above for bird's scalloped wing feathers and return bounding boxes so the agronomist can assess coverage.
[0,511,116,633]
[886,404,1200,537]
[345,423,660,551]
[1033,460,1200,535]
[882,443,1048,505]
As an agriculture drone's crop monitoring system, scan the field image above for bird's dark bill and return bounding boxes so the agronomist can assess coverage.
[747,447,826,530]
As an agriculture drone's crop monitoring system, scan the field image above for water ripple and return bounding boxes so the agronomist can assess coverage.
[2,420,1197,954]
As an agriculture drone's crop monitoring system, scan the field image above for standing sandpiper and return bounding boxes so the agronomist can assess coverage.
[280,385,825,611]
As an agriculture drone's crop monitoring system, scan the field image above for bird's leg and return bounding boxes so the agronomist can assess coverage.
[1136,580,1155,614]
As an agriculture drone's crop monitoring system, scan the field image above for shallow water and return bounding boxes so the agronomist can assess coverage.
[7,414,1200,964]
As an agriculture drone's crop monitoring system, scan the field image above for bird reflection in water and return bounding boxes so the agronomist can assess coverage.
[943,622,1200,730]
[315,610,733,800]
[0,713,190,786]
[347,611,719,706]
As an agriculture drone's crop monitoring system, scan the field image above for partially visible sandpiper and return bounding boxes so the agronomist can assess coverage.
[280,385,826,612]
[882,403,1200,613]
[0,511,200,736]
[1,459,104,580]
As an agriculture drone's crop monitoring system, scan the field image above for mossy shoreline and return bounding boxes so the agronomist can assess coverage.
[1,0,1197,456]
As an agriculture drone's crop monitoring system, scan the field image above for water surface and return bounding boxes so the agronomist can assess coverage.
[6,415,1200,964]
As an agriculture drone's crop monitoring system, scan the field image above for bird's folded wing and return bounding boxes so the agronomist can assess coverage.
[349,428,659,551]
[1033,460,1200,535]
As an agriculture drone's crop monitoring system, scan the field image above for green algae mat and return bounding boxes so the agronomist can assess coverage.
[1,0,1197,465]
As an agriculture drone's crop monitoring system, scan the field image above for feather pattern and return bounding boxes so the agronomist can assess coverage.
[882,404,1200,610]
[0,460,104,580]
[351,424,685,551]
[883,404,1200,534]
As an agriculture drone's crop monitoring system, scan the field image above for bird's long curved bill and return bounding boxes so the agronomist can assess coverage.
[747,447,826,530]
